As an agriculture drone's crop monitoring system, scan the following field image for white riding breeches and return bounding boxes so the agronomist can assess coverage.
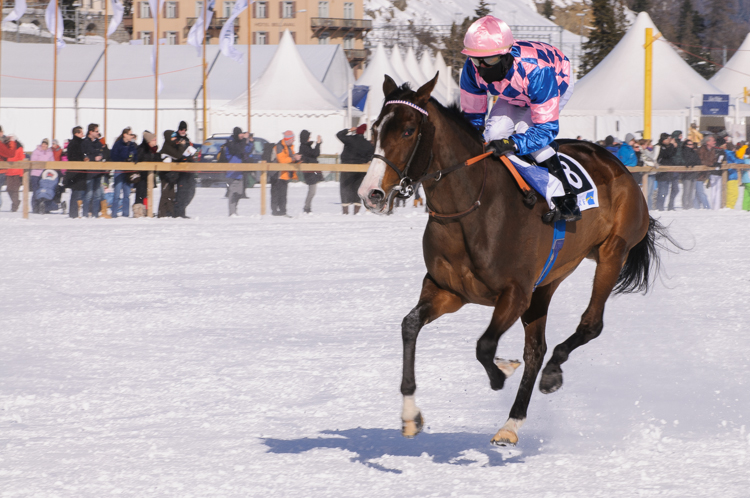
[484,82,575,162]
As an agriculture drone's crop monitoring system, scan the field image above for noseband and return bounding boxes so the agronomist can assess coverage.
[372,100,434,199]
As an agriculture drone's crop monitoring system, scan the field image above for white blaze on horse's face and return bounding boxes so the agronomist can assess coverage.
[359,112,394,213]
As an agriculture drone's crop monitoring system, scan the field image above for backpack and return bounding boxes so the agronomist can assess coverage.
[217,143,229,163]
[262,142,278,163]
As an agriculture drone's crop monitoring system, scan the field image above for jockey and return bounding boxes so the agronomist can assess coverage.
[460,15,581,222]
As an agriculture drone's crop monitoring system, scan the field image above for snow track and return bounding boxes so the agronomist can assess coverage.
[1,185,748,496]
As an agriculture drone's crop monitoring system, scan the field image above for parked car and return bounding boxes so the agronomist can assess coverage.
[196,133,269,187]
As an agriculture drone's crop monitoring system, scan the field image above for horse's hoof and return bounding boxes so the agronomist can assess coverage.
[539,367,563,394]
[494,358,522,378]
[491,428,518,446]
[402,412,424,439]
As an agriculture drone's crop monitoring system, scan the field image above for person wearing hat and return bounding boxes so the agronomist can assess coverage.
[225,126,250,216]
[130,130,161,217]
[337,124,374,214]
[30,138,56,213]
[171,121,197,218]
[299,129,323,214]
[270,130,300,217]
[460,15,580,222]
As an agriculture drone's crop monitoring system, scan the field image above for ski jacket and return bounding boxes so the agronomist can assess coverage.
[460,40,572,155]
[336,130,375,164]
[274,141,298,181]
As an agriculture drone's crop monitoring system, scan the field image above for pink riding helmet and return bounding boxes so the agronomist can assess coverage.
[461,16,515,57]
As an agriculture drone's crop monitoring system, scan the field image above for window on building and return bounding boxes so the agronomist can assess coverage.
[318,34,329,44]
[140,31,152,45]
[165,1,178,18]
[255,31,268,45]
[343,35,354,49]
[139,1,151,18]
[166,31,178,45]
[223,1,235,17]
[195,1,203,16]
[255,1,267,18]
[281,1,295,19]
[318,1,329,18]
[343,2,354,19]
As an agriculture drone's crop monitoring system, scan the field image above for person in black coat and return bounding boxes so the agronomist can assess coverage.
[130,131,161,217]
[337,124,374,214]
[655,133,680,211]
[225,127,249,216]
[63,126,88,218]
[172,121,196,218]
[299,129,322,214]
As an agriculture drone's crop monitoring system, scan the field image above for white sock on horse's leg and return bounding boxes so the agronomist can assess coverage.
[401,395,420,420]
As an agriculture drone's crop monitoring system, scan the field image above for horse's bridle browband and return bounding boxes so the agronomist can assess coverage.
[372,99,493,219]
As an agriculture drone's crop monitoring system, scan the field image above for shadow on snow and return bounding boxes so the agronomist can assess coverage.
[262,427,541,473]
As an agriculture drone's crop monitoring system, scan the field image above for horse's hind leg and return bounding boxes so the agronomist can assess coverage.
[540,235,630,394]
[401,274,464,438]
[492,280,560,446]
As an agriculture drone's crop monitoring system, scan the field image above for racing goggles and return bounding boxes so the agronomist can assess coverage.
[470,54,504,67]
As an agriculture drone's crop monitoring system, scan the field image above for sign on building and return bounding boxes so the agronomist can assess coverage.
[702,94,729,116]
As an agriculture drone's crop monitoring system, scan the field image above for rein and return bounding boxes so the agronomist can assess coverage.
[374,99,493,219]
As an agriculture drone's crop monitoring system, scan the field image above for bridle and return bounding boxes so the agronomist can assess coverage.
[371,100,434,201]
[371,99,493,219]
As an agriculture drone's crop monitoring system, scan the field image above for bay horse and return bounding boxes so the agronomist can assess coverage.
[358,74,676,446]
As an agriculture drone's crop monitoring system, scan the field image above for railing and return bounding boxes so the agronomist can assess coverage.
[4,161,749,220]
[310,18,372,30]
[344,48,368,62]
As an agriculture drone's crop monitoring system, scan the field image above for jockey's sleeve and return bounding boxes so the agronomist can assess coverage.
[510,65,560,156]
[459,59,488,130]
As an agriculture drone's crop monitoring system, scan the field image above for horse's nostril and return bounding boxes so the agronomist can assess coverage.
[369,189,385,202]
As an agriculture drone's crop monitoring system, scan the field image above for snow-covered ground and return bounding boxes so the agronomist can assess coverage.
[1,183,749,496]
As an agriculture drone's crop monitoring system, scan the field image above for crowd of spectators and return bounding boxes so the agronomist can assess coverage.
[593,124,750,211]
[2,121,749,218]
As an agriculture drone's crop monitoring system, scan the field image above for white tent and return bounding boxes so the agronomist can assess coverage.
[434,51,460,104]
[710,33,750,100]
[0,40,352,147]
[417,52,449,105]
[560,12,749,141]
[404,47,428,87]
[355,44,402,125]
[211,30,348,152]
[389,45,418,89]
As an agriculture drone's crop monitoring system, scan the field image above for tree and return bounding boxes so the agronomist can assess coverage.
[474,0,492,20]
[630,0,650,13]
[441,0,492,70]
[579,0,628,77]
[542,0,555,19]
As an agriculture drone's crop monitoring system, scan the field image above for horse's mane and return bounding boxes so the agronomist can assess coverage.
[384,83,483,144]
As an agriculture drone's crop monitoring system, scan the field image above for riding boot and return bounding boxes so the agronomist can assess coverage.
[539,154,582,223]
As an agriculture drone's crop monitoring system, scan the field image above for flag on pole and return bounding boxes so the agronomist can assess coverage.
[44,0,65,53]
[219,0,250,63]
[148,0,165,94]
[3,0,27,23]
[187,0,215,57]
[107,0,125,37]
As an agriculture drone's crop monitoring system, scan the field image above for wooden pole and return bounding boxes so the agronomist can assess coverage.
[104,0,109,140]
[53,0,59,141]
[0,0,3,121]
[155,2,160,137]
[202,2,208,141]
[259,162,267,215]
[22,169,30,219]
[147,171,154,217]
[643,28,652,141]
[247,1,251,133]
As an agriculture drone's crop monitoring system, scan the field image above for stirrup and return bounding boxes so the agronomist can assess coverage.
[553,194,582,222]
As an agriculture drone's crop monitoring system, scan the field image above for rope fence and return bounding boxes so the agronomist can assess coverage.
[2,161,749,219]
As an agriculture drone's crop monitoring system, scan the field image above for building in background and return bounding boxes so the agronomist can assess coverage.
[131,0,369,67]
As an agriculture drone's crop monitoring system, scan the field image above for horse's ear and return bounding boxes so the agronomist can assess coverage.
[415,72,439,107]
[383,75,398,99]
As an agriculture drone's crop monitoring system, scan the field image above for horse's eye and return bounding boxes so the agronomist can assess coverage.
[403,128,415,138]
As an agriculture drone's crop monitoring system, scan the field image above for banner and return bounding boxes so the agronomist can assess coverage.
[219,0,250,63]
[187,0,215,56]
[3,0,27,23]
[44,0,65,53]
[107,0,125,37]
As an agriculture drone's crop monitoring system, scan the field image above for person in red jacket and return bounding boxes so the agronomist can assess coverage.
[0,126,18,211]
[4,137,25,212]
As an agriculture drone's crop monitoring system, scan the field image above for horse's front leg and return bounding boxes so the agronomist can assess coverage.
[401,274,464,438]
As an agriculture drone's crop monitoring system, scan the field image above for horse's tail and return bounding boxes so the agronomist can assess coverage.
[613,217,682,295]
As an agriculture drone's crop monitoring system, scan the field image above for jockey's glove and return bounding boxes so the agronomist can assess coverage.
[487,138,517,157]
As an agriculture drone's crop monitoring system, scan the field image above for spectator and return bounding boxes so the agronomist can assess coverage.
[299,129,322,214]
[51,139,63,161]
[29,138,56,213]
[337,124,374,215]
[63,126,87,218]
[617,133,637,166]
[133,130,160,217]
[81,123,107,218]
[707,139,726,210]
[172,121,197,218]
[603,135,619,155]
[157,130,181,217]
[739,143,750,211]
[225,127,249,217]
[110,127,138,218]
[688,122,703,144]
[655,133,680,211]
[271,130,300,217]
[696,136,718,209]
[2,134,22,212]
[725,142,743,209]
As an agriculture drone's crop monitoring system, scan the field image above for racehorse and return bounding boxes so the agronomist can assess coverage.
[358,74,677,446]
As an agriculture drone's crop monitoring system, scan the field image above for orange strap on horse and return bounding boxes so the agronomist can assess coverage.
[498,155,533,196]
